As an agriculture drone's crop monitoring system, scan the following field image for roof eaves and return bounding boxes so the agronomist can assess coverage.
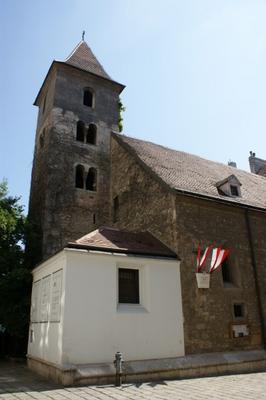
[33,61,57,106]
[34,61,125,106]
[173,187,266,213]
[56,61,125,91]
[112,133,266,213]
[66,242,179,260]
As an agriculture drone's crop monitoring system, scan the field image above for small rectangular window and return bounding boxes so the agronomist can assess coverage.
[118,268,139,304]
[222,259,232,284]
[234,304,244,318]
[230,185,239,196]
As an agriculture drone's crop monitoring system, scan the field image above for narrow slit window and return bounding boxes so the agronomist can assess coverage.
[86,168,97,191]
[86,124,97,145]
[42,95,46,114]
[83,88,94,107]
[118,268,139,304]
[113,196,119,222]
[75,164,85,189]
[76,121,85,142]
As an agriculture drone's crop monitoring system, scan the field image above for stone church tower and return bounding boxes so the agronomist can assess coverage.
[28,41,125,263]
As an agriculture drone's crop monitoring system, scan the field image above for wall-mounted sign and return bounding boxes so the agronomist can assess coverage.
[50,270,63,322]
[31,280,41,322]
[40,275,51,322]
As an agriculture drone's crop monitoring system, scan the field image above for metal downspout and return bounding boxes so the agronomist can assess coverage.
[245,209,266,349]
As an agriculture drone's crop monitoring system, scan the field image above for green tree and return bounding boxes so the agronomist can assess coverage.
[0,180,31,356]
[118,98,126,132]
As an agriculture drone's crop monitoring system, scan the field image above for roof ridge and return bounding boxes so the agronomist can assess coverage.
[64,40,84,61]
[114,133,266,180]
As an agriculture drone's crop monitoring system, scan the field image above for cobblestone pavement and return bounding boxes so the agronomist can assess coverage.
[1,361,266,400]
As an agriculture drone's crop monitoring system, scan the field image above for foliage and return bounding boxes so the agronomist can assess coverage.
[0,180,31,351]
[118,98,126,132]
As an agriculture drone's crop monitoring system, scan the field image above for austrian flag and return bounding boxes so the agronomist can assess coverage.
[196,245,229,274]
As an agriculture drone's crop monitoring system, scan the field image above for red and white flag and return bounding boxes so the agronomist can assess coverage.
[209,247,230,274]
[196,245,212,273]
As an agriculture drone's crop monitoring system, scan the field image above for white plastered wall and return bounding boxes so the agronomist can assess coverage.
[27,251,66,365]
[61,249,184,365]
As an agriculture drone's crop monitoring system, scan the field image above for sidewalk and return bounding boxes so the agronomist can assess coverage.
[1,360,266,400]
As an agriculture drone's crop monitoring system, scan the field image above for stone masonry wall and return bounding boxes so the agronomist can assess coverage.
[111,136,265,355]
[28,64,122,262]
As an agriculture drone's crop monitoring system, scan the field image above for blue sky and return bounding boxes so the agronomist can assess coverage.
[1,0,266,210]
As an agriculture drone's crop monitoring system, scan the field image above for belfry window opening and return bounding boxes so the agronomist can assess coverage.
[86,124,97,145]
[86,168,97,191]
[75,165,85,189]
[83,88,94,107]
[76,121,85,142]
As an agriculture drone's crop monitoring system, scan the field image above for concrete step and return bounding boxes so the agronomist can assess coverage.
[74,349,266,386]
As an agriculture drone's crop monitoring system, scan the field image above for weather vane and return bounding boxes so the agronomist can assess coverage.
[82,30,85,41]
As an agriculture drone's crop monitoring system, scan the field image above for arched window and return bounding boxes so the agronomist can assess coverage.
[83,88,94,107]
[86,124,97,145]
[86,168,97,191]
[75,164,85,189]
[76,121,85,142]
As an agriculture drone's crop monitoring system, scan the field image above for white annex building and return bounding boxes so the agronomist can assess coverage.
[27,227,184,384]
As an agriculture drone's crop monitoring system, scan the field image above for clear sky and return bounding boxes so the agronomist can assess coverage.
[1,0,266,210]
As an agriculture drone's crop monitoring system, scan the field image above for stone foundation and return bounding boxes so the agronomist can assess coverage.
[28,350,266,386]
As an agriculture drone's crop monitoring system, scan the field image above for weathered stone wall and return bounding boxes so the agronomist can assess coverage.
[248,210,266,346]
[111,137,177,249]
[28,64,122,262]
[111,136,265,355]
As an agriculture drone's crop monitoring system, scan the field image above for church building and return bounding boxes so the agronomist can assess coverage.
[27,40,266,384]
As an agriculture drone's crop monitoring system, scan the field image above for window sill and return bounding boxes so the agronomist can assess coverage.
[117,304,148,313]
[223,282,239,289]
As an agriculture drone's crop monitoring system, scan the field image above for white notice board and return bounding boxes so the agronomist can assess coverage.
[31,280,41,322]
[40,275,51,322]
[50,270,63,322]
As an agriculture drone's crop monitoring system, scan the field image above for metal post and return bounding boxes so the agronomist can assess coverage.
[114,351,123,387]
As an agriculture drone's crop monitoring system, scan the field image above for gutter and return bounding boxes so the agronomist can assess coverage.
[66,242,179,260]
[245,209,266,349]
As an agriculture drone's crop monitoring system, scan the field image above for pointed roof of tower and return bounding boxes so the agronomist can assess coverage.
[65,41,111,80]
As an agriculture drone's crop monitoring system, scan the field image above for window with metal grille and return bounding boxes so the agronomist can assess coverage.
[118,268,139,304]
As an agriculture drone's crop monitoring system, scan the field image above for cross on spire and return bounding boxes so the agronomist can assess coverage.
[82,30,85,41]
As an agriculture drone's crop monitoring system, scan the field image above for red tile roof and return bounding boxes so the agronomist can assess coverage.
[67,227,178,259]
[65,41,110,80]
[113,133,266,210]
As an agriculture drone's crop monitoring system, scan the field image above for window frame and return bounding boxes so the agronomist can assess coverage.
[118,268,140,305]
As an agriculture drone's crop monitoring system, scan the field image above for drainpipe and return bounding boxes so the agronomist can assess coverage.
[245,209,266,349]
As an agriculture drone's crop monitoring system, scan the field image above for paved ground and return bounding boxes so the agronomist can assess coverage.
[0,361,266,400]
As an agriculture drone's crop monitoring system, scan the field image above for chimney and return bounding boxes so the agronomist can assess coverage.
[228,161,237,168]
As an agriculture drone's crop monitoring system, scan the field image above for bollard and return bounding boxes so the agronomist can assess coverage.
[113,351,123,387]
